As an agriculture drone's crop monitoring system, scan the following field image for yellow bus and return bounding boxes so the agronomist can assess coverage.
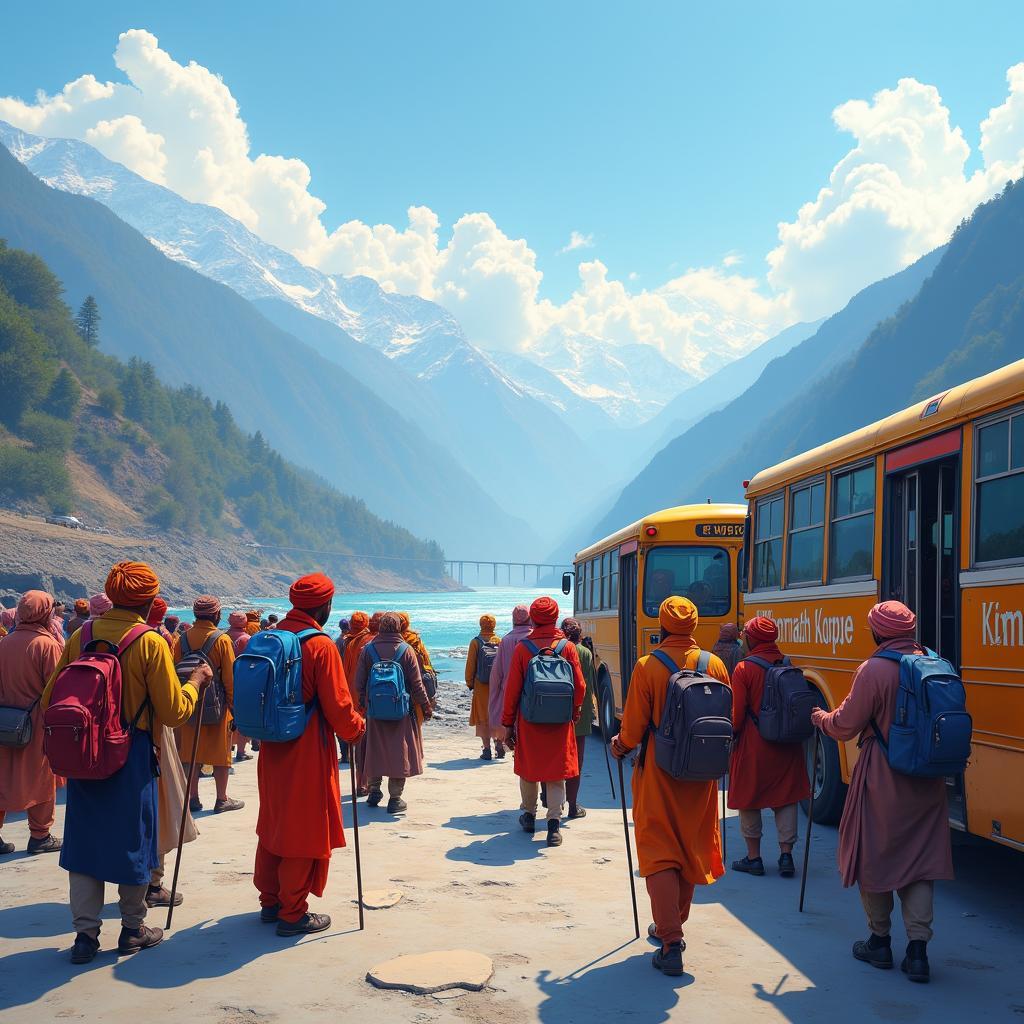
[564,503,746,738]
[743,359,1024,849]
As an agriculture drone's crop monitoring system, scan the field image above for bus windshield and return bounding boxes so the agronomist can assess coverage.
[643,545,730,618]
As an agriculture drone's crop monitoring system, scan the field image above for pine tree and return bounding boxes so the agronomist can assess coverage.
[43,368,82,420]
[74,295,101,347]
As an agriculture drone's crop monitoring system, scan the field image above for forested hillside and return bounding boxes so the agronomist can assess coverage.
[0,241,445,574]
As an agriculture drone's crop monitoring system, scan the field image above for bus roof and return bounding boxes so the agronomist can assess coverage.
[575,502,747,562]
[746,358,1024,498]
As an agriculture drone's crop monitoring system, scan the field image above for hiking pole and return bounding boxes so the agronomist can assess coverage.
[799,735,820,913]
[720,773,727,862]
[349,757,365,931]
[598,707,616,801]
[167,706,205,930]
[616,756,640,940]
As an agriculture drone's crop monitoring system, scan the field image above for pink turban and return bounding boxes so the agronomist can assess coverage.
[868,600,917,639]
[511,604,530,626]
[89,593,113,617]
[16,590,55,627]
[228,611,248,629]
[744,616,778,645]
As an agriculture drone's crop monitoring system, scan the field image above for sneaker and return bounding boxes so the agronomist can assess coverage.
[0,837,14,856]
[519,811,536,834]
[480,747,493,761]
[652,941,685,977]
[731,856,765,876]
[70,933,100,964]
[276,912,330,937]
[260,903,281,924]
[546,820,563,847]
[189,797,203,813]
[27,834,62,855]
[901,940,930,983]
[145,885,182,908]
[214,797,245,813]
[778,852,796,878]
[387,797,408,814]
[117,924,164,955]
[568,806,587,820]
[366,789,383,808]
[853,934,894,969]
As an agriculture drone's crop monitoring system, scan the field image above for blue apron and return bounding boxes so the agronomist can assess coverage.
[59,729,159,885]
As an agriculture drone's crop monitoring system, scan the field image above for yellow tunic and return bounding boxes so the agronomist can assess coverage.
[172,621,235,767]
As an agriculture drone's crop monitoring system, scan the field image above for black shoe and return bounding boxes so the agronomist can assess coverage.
[546,820,563,847]
[251,740,261,751]
[652,941,685,977]
[519,812,536,834]
[260,903,281,924]
[732,856,765,876]
[494,744,506,759]
[189,797,203,813]
[568,805,587,820]
[778,852,795,878]
[117,924,163,955]
[276,912,331,937]
[27,834,62,855]
[387,797,408,814]
[70,933,100,964]
[901,940,930,983]
[853,934,894,969]
[480,747,493,761]
[145,885,182,908]
[366,789,383,808]
[0,837,14,856]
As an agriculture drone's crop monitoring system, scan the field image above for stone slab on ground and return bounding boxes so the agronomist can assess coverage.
[359,889,403,910]
[366,950,493,994]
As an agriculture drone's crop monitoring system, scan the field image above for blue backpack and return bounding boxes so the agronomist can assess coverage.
[870,648,972,777]
[233,628,319,742]
[520,639,575,724]
[365,642,411,721]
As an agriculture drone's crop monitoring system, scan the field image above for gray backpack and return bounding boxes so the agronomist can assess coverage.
[744,655,816,744]
[475,635,499,684]
[643,650,733,780]
[520,639,575,724]
[177,630,228,726]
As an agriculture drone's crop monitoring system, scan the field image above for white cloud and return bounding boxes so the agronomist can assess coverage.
[559,230,594,254]
[4,33,1024,372]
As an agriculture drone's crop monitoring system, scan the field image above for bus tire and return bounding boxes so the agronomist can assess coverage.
[802,729,846,826]
[598,676,617,743]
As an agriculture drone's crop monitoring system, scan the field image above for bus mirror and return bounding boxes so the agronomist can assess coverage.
[561,571,573,596]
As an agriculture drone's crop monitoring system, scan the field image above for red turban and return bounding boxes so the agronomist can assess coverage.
[290,573,335,610]
[105,561,160,607]
[368,612,382,634]
[660,596,697,636]
[147,597,168,626]
[165,615,180,632]
[350,611,369,631]
[868,600,917,639]
[193,595,221,618]
[718,622,739,642]
[530,596,559,626]
[744,615,778,645]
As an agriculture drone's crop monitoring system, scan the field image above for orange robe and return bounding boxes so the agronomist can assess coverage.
[173,622,235,766]
[619,636,728,882]
[342,627,371,701]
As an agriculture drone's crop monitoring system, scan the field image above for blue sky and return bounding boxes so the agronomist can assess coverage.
[3,2,1024,364]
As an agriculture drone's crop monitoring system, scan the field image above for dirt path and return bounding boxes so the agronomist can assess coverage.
[0,697,1021,1023]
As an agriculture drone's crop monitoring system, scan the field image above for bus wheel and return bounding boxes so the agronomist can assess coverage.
[598,679,617,743]
[802,730,846,826]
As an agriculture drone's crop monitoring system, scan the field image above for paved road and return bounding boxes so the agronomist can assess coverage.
[0,719,1021,1023]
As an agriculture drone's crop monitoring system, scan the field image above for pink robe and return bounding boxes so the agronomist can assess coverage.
[817,637,954,892]
[488,623,530,730]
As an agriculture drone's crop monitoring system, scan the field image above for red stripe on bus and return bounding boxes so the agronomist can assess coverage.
[619,540,639,556]
[885,428,961,472]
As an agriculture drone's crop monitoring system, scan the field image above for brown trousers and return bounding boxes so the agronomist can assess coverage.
[69,872,148,937]
[0,800,55,840]
[860,880,934,942]
[646,868,695,948]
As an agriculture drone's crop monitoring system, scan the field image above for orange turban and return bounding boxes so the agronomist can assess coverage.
[369,612,382,634]
[530,596,559,626]
[868,600,917,639]
[74,598,89,616]
[17,590,54,627]
[193,595,221,618]
[744,615,778,645]
[289,572,335,610]
[398,612,411,632]
[659,596,698,636]
[105,561,160,607]
[479,613,497,634]
[350,611,369,631]
[246,610,261,623]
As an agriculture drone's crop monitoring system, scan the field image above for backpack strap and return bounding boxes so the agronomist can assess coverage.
[651,650,679,675]
[178,631,192,660]
[872,650,904,664]
[522,639,540,657]
[198,628,226,660]
[366,643,379,663]
[394,641,410,661]
[296,628,320,644]
[696,650,712,674]
[744,655,774,670]
[553,639,569,656]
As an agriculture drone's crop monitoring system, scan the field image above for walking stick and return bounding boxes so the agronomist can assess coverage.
[617,757,640,940]
[166,706,205,930]
[799,735,820,913]
[597,705,616,801]
[349,757,365,930]
[720,773,727,862]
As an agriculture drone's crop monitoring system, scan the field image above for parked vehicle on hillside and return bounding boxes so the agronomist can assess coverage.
[45,515,83,529]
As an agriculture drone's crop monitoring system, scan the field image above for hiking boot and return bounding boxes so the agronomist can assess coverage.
[853,933,894,969]
[251,740,261,751]
[70,933,100,964]
[117,924,164,955]
[189,797,203,813]
[145,885,182,909]
[568,805,587,820]
[732,856,765,876]
[480,746,493,761]
[214,797,245,814]
[901,940,930,983]
[260,903,281,924]
[387,797,408,814]
[519,811,536,834]
[235,751,253,762]
[652,941,685,977]
[0,836,14,856]
[27,834,62,855]
[778,852,796,878]
[494,743,506,759]
[276,912,331,937]
[546,820,563,847]
[366,788,383,808]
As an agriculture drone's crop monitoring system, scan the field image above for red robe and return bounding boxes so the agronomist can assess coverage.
[256,609,365,861]
[728,642,811,810]
[501,625,584,782]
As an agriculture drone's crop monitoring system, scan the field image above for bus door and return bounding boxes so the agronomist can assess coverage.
[618,552,638,708]
[885,451,964,826]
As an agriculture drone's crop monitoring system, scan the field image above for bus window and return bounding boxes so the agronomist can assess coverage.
[589,557,599,610]
[787,480,825,585]
[600,551,609,609]
[975,412,1024,563]
[577,560,588,612]
[753,494,784,589]
[609,550,620,609]
[830,463,875,580]
[643,546,730,618]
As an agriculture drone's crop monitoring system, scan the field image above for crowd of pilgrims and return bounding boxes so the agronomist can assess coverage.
[0,561,951,984]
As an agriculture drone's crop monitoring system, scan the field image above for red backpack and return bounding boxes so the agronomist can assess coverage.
[43,621,152,780]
